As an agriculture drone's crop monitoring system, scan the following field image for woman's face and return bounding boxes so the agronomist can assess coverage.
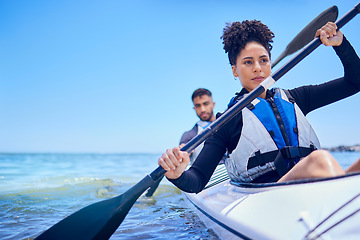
[232,41,271,93]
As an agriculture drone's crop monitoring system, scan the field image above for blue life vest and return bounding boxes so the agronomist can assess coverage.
[225,88,321,183]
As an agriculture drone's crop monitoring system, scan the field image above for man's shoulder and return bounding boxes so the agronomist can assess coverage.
[179,124,198,144]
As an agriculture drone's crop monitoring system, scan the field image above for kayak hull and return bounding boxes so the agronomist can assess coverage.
[184,166,360,240]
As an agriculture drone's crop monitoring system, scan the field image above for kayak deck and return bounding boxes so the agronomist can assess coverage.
[184,166,360,240]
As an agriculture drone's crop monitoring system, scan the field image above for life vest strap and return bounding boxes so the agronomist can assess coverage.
[281,145,316,159]
[248,145,317,175]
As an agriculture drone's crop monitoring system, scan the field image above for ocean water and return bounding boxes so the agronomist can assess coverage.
[0,152,359,240]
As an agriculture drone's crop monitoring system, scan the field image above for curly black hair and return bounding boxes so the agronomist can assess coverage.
[221,20,275,66]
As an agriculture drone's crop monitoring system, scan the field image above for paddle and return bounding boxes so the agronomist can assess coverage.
[271,5,338,68]
[144,5,339,198]
[35,3,360,240]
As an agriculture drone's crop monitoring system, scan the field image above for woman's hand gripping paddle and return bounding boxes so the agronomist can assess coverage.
[271,5,338,68]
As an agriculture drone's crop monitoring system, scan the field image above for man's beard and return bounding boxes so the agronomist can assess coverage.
[200,112,213,122]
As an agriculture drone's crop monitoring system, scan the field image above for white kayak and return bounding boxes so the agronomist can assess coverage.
[183,164,360,240]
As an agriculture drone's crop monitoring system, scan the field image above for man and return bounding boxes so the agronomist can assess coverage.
[179,88,216,163]
[146,88,216,197]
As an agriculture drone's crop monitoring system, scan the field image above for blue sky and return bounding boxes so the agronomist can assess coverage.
[1,0,360,153]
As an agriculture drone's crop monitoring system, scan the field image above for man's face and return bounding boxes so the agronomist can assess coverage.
[193,95,215,121]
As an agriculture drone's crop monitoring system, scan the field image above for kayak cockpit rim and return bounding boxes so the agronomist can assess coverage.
[230,171,360,189]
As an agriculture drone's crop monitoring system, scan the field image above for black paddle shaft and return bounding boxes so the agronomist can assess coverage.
[150,2,360,182]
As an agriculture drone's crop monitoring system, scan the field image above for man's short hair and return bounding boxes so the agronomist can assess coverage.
[191,88,212,101]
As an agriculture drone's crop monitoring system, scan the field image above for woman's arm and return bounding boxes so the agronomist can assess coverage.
[161,114,237,193]
[166,131,227,193]
[169,112,243,193]
[289,34,360,115]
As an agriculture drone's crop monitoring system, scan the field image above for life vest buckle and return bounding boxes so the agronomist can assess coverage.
[281,146,301,159]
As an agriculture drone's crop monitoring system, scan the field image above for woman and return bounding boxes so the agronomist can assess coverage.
[158,20,360,193]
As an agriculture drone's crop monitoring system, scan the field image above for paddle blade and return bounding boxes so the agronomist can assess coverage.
[145,174,164,197]
[35,175,155,240]
[272,5,338,67]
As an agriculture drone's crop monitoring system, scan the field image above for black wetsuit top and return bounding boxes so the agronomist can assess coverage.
[170,37,360,193]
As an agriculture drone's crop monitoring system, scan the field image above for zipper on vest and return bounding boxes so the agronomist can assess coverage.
[267,97,291,146]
